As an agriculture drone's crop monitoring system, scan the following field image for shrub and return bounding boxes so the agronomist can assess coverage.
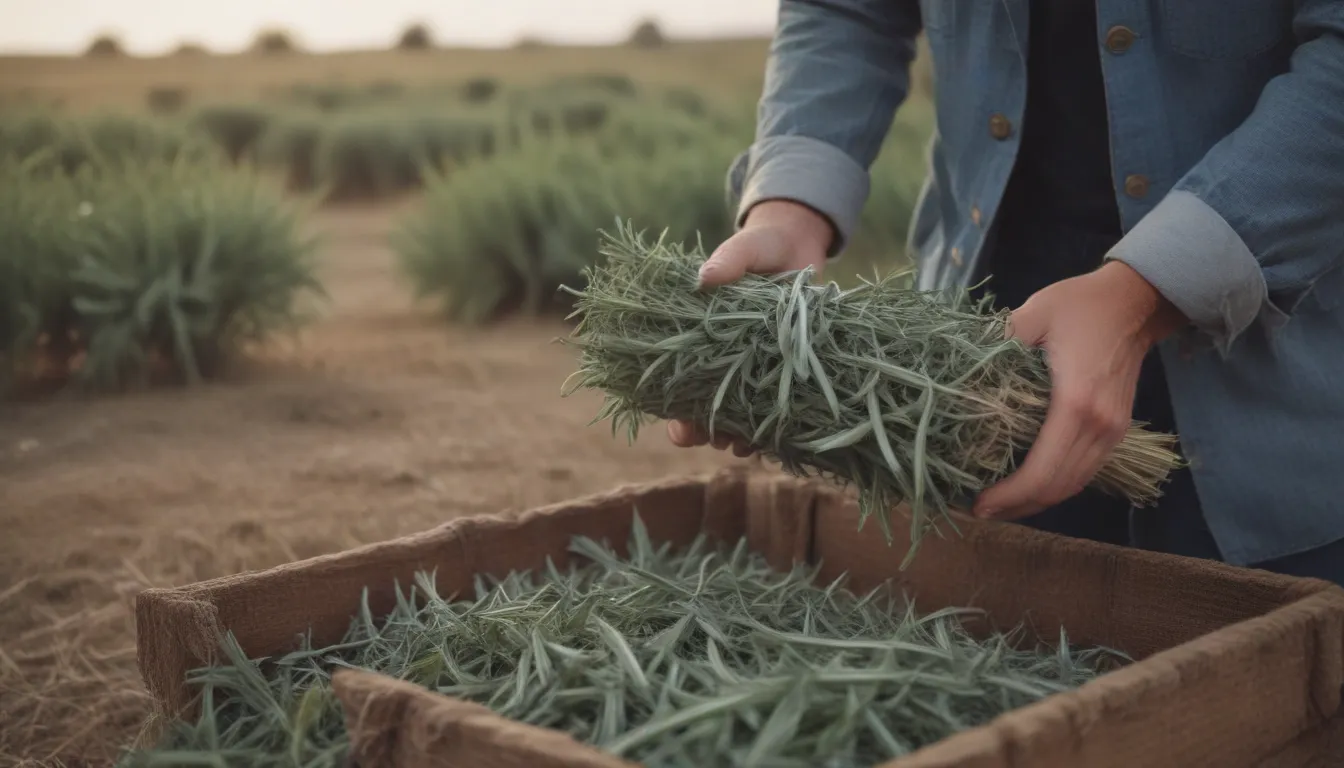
[396,22,434,51]
[84,34,124,57]
[0,158,71,392]
[0,155,322,394]
[313,109,497,200]
[253,28,298,55]
[281,82,357,112]
[280,81,408,112]
[146,86,188,114]
[461,77,500,104]
[189,103,275,162]
[661,86,708,117]
[257,111,325,191]
[392,89,930,325]
[547,73,640,99]
[393,129,737,324]
[627,19,666,49]
[589,100,744,158]
[506,96,611,139]
[494,74,652,143]
[0,111,217,173]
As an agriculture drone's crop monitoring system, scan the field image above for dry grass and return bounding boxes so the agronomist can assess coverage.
[0,518,370,767]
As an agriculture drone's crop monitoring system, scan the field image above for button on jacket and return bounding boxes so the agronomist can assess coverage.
[727,0,1344,566]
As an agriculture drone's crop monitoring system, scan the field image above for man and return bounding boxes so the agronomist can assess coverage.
[667,0,1344,585]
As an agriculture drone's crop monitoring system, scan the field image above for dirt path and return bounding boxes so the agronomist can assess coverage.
[0,203,736,767]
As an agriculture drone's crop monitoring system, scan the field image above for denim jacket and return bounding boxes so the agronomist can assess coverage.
[727,0,1344,565]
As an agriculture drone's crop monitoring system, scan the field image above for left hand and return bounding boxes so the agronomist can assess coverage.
[972,260,1188,521]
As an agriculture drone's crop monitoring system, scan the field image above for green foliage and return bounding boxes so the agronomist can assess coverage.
[547,73,642,99]
[461,77,501,104]
[392,86,928,326]
[0,156,71,391]
[313,108,498,200]
[257,110,325,191]
[251,77,702,202]
[0,153,323,394]
[0,110,218,173]
[121,523,1124,767]
[394,121,738,324]
[845,99,935,279]
[189,103,276,162]
[174,75,732,205]
[277,81,412,113]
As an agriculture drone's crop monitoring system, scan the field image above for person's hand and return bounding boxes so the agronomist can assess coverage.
[667,199,834,453]
[972,260,1188,521]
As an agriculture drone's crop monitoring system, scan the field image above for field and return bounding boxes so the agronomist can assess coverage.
[0,36,934,766]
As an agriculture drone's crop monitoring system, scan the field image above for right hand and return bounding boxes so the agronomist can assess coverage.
[667,199,834,454]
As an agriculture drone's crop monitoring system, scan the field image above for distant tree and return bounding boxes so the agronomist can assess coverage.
[627,19,666,49]
[253,28,298,55]
[513,36,549,50]
[84,34,124,57]
[172,41,209,57]
[397,22,434,51]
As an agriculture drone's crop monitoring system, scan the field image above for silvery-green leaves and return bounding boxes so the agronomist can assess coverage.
[563,223,1182,566]
[124,516,1124,768]
[0,144,322,393]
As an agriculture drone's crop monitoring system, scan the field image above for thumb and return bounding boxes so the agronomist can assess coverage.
[1005,298,1049,347]
[698,231,791,289]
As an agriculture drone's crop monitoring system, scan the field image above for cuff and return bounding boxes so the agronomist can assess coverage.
[726,135,870,258]
[1105,189,1288,355]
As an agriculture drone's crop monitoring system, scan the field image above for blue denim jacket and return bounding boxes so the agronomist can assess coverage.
[727,0,1344,565]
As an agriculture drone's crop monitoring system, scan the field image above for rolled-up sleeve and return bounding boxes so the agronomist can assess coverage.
[728,0,922,256]
[1106,3,1344,354]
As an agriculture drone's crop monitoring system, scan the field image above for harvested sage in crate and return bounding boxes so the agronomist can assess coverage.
[562,222,1182,565]
[122,517,1126,768]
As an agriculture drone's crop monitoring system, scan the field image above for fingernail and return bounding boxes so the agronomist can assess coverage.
[696,264,716,288]
[976,508,998,519]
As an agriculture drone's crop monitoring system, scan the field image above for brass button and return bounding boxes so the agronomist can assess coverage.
[950,247,963,267]
[988,113,1012,140]
[1124,174,1150,199]
[1105,25,1137,54]
[970,206,982,226]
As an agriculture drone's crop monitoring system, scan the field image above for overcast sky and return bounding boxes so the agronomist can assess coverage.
[0,0,779,55]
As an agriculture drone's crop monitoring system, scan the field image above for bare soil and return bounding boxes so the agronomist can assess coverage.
[0,202,737,767]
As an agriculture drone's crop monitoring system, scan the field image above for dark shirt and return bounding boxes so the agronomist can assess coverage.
[981,0,1123,308]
